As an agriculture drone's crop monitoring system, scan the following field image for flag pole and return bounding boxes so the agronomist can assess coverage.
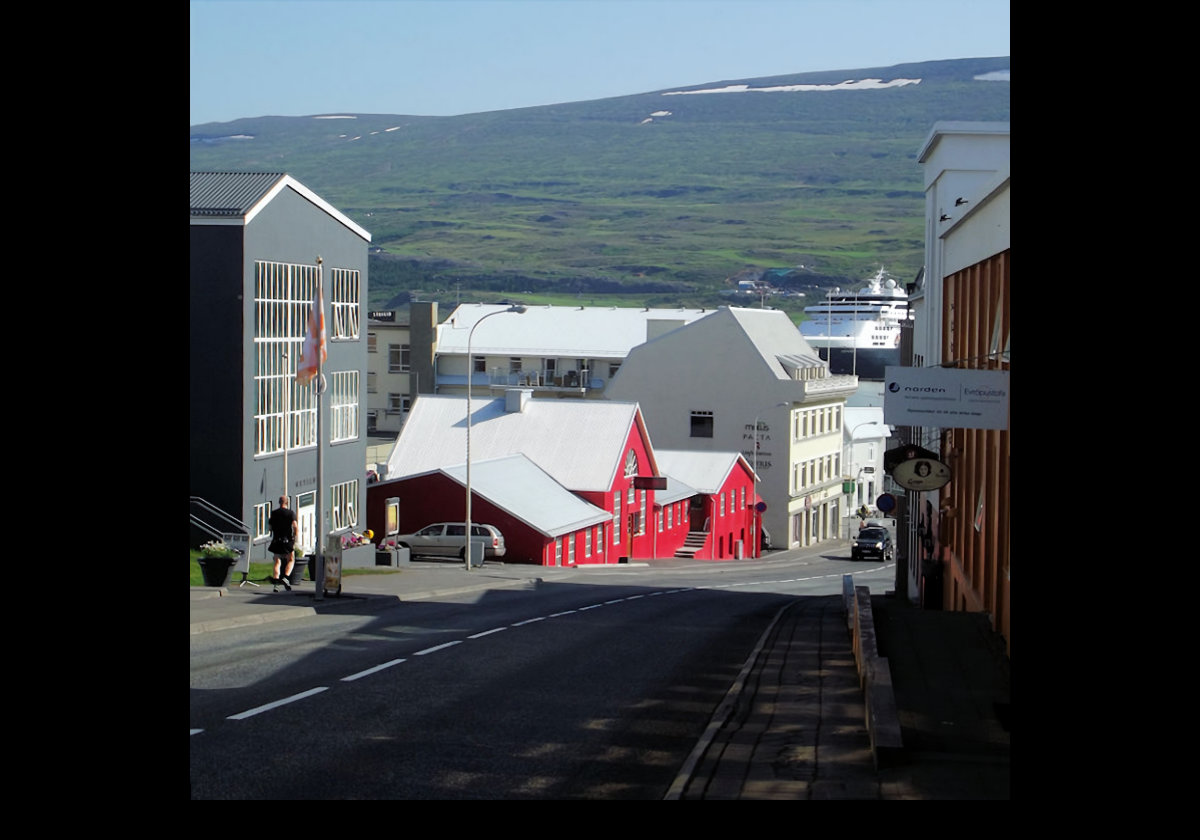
[313,257,326,601]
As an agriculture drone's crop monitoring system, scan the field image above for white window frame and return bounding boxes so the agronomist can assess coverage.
[330,267,360,340]
[330,479,359,532]
[253,260,320,457]
[253,501,271,543]
[330,370,360,443]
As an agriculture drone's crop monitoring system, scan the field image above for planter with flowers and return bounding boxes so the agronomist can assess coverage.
[197,540,239,587]
[339,531,378,569]
[375,535,411,567]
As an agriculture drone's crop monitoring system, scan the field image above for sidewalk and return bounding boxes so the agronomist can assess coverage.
[191,553,1010,799]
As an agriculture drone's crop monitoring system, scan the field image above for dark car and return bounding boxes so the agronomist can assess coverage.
[851,526,894,562]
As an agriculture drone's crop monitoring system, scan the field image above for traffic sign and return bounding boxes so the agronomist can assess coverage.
[876,493,896,513]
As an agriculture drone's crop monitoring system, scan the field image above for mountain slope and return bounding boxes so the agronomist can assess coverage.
[190,57,1009,309]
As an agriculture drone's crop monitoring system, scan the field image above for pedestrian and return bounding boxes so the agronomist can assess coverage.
[269,495,298,591]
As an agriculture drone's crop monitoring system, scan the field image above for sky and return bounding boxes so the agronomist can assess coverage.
[190,0,1009,126]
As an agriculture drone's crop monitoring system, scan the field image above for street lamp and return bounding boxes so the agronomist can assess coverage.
[825,287,839,367]
[465,304,527,570]
[752,401,790,555]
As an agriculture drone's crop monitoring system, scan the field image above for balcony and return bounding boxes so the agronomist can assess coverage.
[486,367,601,393]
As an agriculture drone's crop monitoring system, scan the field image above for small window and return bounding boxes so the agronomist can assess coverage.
[690,410,714,438]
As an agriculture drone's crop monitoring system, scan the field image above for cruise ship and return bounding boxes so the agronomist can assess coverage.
[799,266,913,380]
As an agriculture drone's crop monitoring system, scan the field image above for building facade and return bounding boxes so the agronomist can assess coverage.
[909,122,1010,656]
[190,172,371,563]
[366,390,758,565]
[604,306,858,551]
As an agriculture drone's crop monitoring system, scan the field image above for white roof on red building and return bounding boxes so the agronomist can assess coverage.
[386,392,656,492]
[437,456,611,537]
[652,450,752,493]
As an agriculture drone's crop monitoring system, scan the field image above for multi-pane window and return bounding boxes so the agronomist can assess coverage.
[330,371,359,443]
[554,538,562,565]
[585,528,592,557]
[473,355,486,373]
[367,372,377,394]
[253,502,271,542]
[330,267,360,340]
[690,410,714,438]
[253,260,320,456]
[720,492,726,517]
[330,479,359,532]
[388,344,409,374]
[387,393,403,414]
[567,534,576,564]
[367,332,377,353]
[667,505,673,530]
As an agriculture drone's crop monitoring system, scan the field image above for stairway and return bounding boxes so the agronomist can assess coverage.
[674,530,708,559]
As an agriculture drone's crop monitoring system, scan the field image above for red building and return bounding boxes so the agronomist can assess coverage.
[366,390,757,565]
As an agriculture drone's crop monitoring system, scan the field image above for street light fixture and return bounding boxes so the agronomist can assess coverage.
[465,304,527,571]
[752,401,790,555]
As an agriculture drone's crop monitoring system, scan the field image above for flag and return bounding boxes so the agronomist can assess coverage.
[296,274,326,386]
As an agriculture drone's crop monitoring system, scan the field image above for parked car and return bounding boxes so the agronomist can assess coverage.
[394,522,507,560]
[851,525,894,562]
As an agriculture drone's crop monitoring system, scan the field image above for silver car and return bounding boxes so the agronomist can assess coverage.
[395,522,507,560]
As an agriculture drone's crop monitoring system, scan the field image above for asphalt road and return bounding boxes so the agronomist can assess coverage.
[190,555,893,799]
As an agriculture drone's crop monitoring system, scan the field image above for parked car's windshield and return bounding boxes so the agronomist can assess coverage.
[859,528,888,540]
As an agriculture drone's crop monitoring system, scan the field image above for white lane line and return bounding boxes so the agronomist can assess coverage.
[342,658,407,682]
[468,627,508,638]
[578,604,603,611]
[191,729,203,735]
[414,640,463,655]
[227,686,329,720]
[549,610,578,617]
[512,616,547,626]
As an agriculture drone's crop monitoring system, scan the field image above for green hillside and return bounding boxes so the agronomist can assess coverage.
[190,57,1009,315]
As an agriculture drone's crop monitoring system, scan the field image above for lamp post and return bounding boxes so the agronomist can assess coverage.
[752,401,790,556]
[824,287,839,366]
[465,304,527,571]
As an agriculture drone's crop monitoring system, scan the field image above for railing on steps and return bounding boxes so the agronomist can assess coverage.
[190,496,254,585]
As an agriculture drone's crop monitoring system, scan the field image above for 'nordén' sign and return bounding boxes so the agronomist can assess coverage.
[883,366,1009,430]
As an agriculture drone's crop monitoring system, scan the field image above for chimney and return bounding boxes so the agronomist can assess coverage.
[505,388,533,413]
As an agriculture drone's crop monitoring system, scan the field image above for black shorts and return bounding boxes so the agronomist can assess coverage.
[268,537,294,556]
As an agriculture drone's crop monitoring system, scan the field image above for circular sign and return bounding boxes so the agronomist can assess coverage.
[876,493,896,513]
[755,501,767,513]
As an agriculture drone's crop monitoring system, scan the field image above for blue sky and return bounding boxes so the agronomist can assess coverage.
[190,0,1009,126]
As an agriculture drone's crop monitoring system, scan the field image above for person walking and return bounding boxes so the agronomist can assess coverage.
[268,495,299,591]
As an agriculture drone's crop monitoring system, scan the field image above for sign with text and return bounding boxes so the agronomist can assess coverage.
[883,366,1009,430]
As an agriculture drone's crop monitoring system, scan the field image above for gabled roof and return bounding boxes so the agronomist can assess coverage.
[387,393,656,492]
[437,303,713,358]
[652,449,752,493]
[189,171,371,241]
[720,307,828,380]
[439,455,611,537]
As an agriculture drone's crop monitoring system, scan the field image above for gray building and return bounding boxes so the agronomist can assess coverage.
[190,172,371,562]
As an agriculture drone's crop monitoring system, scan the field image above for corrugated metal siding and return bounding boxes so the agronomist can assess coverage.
[190,171,286,217]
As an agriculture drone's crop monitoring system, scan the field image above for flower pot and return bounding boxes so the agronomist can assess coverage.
[198,557,236,587]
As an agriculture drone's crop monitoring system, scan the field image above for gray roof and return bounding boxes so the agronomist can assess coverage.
[437,303,713,358]
[190,171,287,217]
[652,449,750,493]
[720,307,829,380]
[440,456,611,537]
[386,393,652,492]
[189,171,371,241]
